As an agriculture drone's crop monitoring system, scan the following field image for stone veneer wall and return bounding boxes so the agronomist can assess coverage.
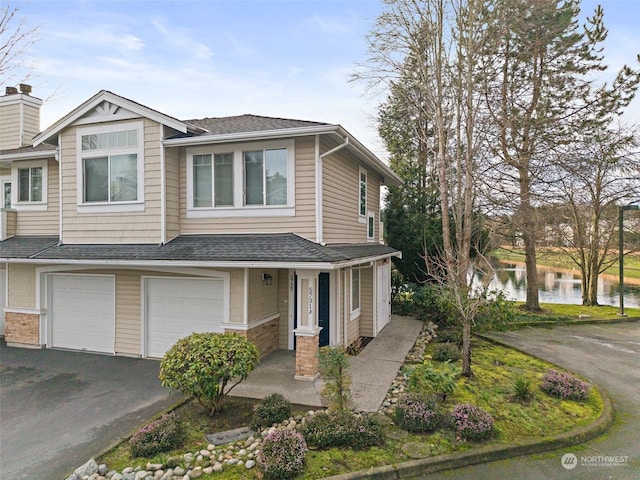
[5,312,40,346]
[228,317,279,358]
[295,334,319,379]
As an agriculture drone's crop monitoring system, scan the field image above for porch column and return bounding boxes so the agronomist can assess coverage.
[293,270,321,380]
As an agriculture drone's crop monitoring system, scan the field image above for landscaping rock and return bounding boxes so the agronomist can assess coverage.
[75,458,99,477]
[213,462,224,473]
[385,428,409,440]
[245,460,256,469]
[402,441,432,459]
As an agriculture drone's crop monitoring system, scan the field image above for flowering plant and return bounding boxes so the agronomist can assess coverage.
[541,369,591,401]
[450,404,494,441]
[394,394,440,432]
[129,412,183,457]
[258,429,308,480]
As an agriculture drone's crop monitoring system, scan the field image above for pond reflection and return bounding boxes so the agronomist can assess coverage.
[475,260,640,308]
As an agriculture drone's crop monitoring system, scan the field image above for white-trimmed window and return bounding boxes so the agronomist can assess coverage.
[76,121,144,212]
[10,160,48,211]
[359,167,367,221]
[350,268,361,319]
[2,178,11,208]
[367,211,375,241]
[186,139,295,218]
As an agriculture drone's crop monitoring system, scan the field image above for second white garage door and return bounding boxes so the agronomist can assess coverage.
[145,277,225,358]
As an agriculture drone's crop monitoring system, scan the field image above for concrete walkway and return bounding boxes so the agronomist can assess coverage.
[231,315,423,412]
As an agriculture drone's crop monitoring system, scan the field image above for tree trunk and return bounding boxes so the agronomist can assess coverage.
[461,318,472,377]
[519,170,540,311]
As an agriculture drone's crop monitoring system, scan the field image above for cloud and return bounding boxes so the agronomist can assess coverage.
[53,27,144,52]
[307,14,352,35]
[151,17,214,60]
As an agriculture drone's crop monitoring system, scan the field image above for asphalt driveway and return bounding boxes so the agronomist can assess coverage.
[416,322,640,480]
[0,341,181,480]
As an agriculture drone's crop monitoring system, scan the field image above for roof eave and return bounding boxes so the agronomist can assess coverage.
[33,90,189,146]
[0,149,57,162]
[161,124,341,147]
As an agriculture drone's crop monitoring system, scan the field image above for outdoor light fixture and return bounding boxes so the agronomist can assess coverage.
[618,204,640,316]
[262,272,273,286]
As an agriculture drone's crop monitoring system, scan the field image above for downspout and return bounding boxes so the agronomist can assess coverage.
[160,131,166,245]
[317,135,349,244]
[57,135,62,245]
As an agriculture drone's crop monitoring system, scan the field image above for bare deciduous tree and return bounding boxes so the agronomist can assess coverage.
[0,3,39,84]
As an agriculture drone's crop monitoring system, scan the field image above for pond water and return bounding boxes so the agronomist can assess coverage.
[474,261,640,308]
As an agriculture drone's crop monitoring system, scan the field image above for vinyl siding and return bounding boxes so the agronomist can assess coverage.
[247,268,279,321]
[179,136,316,238]
[0,103,20,149]
[15,158,59,236]
[60,118,162,244]
[164,142,180,241]
[7,263,36,309]
[322,137,382,244]
[22,103,41,146]
[115,270,141,356]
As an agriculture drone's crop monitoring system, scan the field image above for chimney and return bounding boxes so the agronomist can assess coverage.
[0,85,43,149]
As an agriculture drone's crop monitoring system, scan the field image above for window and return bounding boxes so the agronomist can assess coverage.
[367,212,375,240]
[186,139,294,218]
[11,160,48,210]
[193,153,234,207]
[359,168,367,218]
[351,268,361,315]
[84,154,137,202]
[77,122,144,211]
[244,148,288,206]
[18,166,42,202]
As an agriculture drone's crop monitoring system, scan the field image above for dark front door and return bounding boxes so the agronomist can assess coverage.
[319,272,330,347]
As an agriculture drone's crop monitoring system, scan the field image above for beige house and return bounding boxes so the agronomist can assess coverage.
[0,86,401,379]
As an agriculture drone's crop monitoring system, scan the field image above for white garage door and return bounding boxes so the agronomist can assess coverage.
[50,274,115,353]
[145,277,225,358]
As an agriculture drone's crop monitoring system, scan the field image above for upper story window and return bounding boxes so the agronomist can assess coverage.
[244,148,287,206]
[186,139,295,218]
[76,121,144,213]
[359,168,367,220]
[10,160,48,211]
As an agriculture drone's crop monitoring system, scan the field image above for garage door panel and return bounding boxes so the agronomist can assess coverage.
[146,278,225,358]
[50,275,115,353]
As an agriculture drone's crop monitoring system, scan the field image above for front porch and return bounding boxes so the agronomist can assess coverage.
[229,315,424,412]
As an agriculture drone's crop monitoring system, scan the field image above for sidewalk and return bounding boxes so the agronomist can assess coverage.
[230,315,424,412]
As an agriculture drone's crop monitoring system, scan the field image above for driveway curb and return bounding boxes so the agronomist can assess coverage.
[323,335,615,480]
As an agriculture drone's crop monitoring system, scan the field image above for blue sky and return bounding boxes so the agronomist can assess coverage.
[8,0,640,159]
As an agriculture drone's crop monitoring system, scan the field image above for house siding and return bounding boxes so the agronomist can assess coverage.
[277,269,290,349]
[322,138,382,244]
[0,103,20,148]
[15,158,59,236]
[360,266,374,338]
[60,118,162,244]
[7,263,36,309]
[178,137,316,238]
[247,268,279,321]
[164,142,180,242]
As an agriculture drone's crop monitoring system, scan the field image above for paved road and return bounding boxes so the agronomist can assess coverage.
[0,342,181,480]
[415,322,640,480]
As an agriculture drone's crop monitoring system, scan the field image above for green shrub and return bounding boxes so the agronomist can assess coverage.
[301,411,384,450]
[475,291,518,332]
[159,332,260,416]
[432,342,461,362]
[258,429,308,480]
[512,374,534,402]
[318,346,351,411]
[129,412,183,458]
[406,361,459,401]
[412,283,456,325]
[252,393,292,429]
[435,328,462,345]
[394,394,440,432]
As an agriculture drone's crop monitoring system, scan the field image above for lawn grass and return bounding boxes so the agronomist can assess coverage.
[513,302,640,321]
[98,337,604,479]
[493,246,640,280]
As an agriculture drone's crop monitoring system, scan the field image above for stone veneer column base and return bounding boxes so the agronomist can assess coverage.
[225,318,279,358]
[294,333,320,381]
[5,312,41,347]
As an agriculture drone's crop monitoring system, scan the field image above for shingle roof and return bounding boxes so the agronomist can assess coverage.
[184,114,329,136]
[0,236,59,258]
[0,143,57,156]
[0,234,399,264]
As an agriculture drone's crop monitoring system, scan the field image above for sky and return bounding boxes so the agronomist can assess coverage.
[5,0,640,160]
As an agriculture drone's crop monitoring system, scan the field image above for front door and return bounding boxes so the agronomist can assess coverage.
[318,272,330,346]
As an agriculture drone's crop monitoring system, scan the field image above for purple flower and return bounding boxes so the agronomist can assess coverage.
[541,369,590,401]
[451,404,493,441]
